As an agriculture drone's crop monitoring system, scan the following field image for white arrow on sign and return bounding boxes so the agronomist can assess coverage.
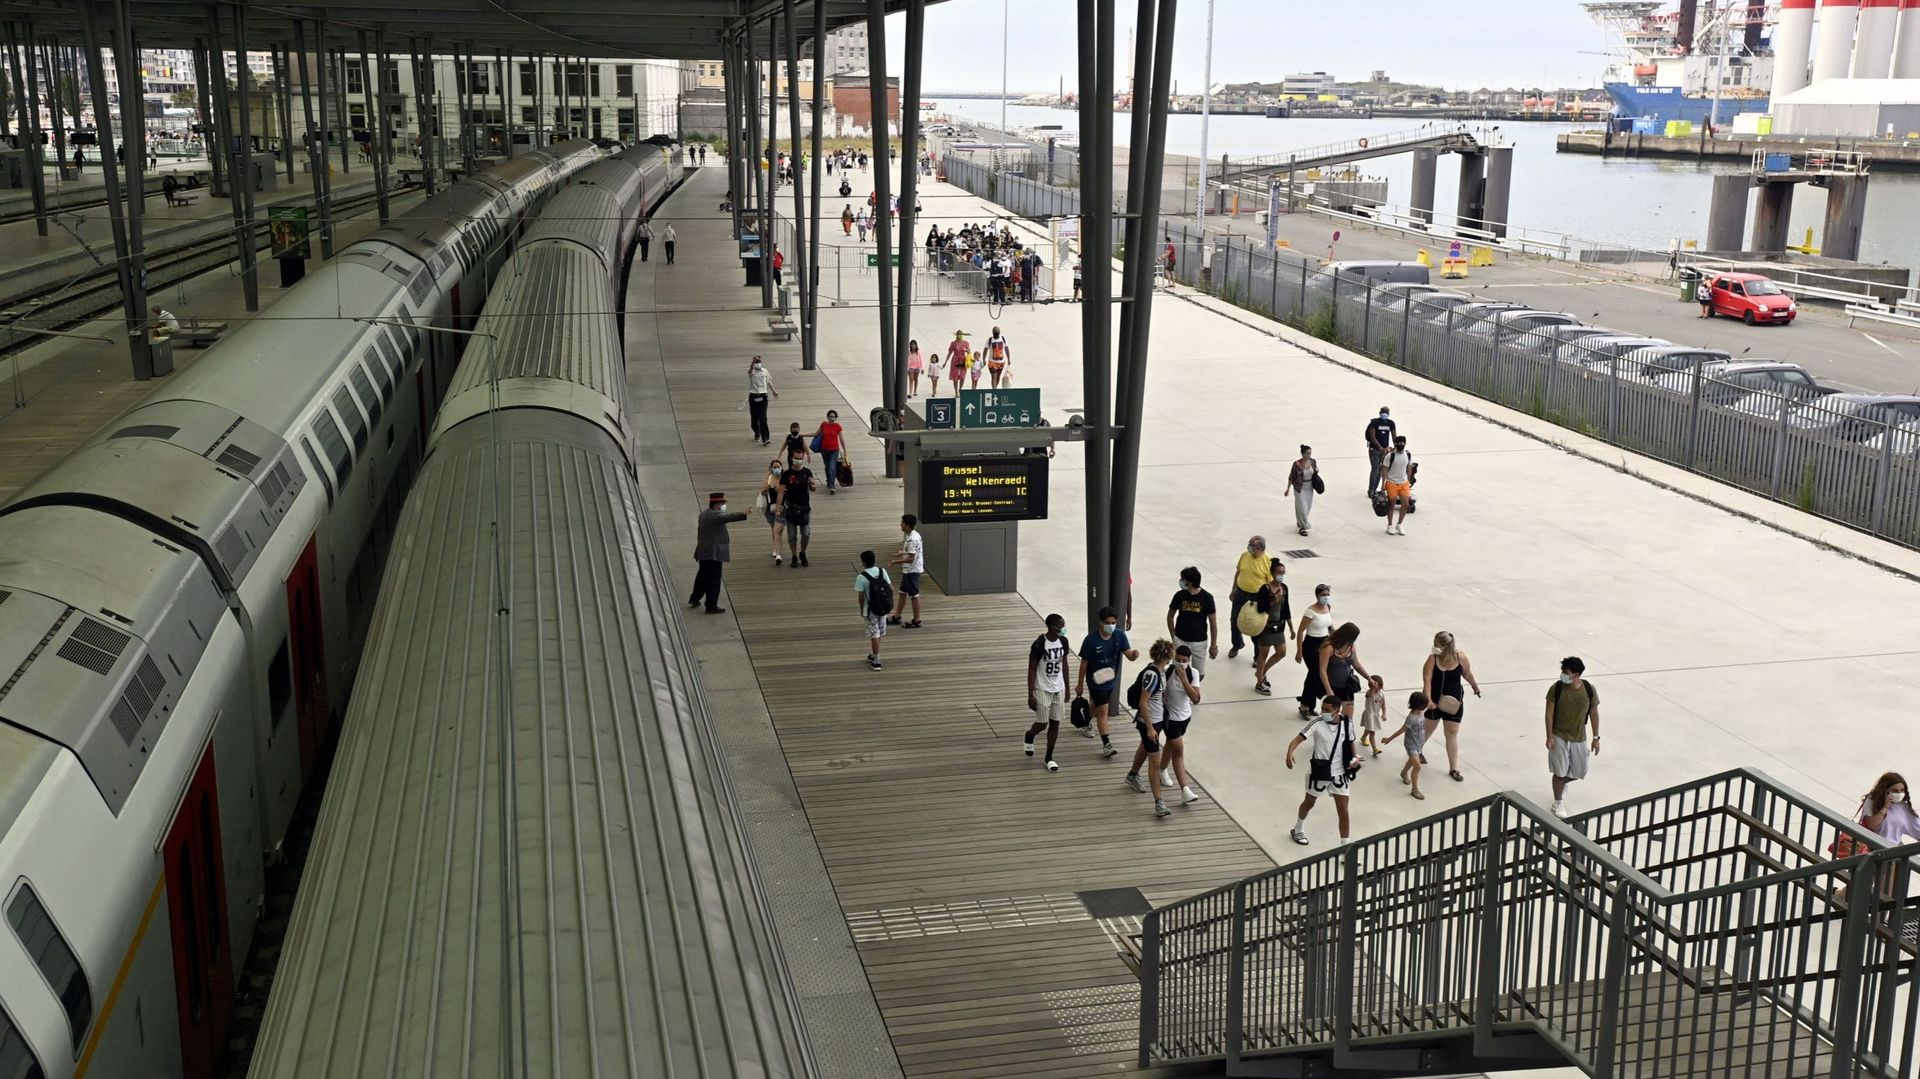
[964,403,977,415]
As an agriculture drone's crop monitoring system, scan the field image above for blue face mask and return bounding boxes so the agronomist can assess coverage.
[1100,623,1117,637]
[1559,674,1574,685]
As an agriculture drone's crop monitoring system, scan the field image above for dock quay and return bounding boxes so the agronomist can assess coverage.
[1558,128,1920,170]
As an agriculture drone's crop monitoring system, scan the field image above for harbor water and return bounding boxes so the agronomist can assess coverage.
[934,101,1920,272]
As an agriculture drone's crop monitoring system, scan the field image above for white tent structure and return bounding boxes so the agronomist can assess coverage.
[1773,78,1920,136]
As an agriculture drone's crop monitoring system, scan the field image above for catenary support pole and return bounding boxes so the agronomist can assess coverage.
[866,0,897,416]
[112,0,152,346]
[782,0,811,366]
[206,6,257,310]
[77,0,153,377]
[498,50,510,159]
[41,37,66,177]
[806,3,825,367]
[294,19,333,258]
[746,24,771,309]
[411,39,436,194]
[1106,0,1178,619]
[533,51,544,148]
[193,36,222,194]
[233,0,261,307]
[274,45,295,182]
[893,0,927,415]
[359,30,388,223]
[5,21,47,236]
[1079,0,1115,629]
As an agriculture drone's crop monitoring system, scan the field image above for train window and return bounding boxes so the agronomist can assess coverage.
[267,639,291,727]
[381,325,409,372]
[349,365,382,428]
[299,437,334,505]
[311,411,353,488]
[366,343,395,400]
[0,1002,46,1079]
[5,882,92,1053]
[330,386,368,454]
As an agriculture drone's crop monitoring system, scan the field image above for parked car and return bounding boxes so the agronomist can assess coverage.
[1461,309,1582,339]
[1863,419,1920,457]
[1380,287,1472,317]
[1443,301,1532,331]
[1323,260,1432,287]
[1517,324,1622,360]
[1651,361,1827,407]
[1621,345,1734,381]
[1705,272,1798,325]
[1769,393,1920,442]
[1560,335,1672,369]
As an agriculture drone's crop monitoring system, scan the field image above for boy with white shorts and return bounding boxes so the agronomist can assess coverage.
[1024,614,1071,772]
[1286,694,1360,845]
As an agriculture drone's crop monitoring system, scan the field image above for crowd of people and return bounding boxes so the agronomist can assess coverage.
[921,220,1049,305]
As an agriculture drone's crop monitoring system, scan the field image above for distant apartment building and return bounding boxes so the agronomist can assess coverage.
[1280,71,1336,97]
[329,55,692,144]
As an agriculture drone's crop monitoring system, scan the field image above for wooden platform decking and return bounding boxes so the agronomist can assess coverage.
[630,164,1275,1077]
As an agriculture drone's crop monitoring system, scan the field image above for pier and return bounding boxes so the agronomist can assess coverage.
[1558,127,1920,171]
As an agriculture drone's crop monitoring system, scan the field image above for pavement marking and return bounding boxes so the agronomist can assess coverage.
[1862,333,1905,357]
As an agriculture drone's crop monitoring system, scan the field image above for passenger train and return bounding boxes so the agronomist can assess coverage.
[245,145,815,1075]
[0,139,627,1078]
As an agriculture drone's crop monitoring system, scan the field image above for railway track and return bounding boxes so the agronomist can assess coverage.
[0,186,392,363]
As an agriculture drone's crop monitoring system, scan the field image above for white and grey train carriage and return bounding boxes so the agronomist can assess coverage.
[248,145,815,1076]
[0,140,611,1079]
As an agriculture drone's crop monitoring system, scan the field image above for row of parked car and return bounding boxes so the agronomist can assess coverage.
[1314,261,1920,456]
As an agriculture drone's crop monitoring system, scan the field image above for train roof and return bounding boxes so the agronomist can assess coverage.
[248,412,810,1077]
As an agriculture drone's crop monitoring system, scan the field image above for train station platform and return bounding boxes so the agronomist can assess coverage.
[0,189,426,501]
[627,164,1275,1078]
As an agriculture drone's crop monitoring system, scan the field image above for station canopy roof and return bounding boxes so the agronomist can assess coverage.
[0,0,922,60]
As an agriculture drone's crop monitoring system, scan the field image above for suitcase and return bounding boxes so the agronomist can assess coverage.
[836,459,854,487]
[1371,490,1416,517]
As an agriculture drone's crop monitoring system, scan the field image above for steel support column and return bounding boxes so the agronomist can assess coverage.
[532,51,544,148]
[745,25,771,309]
[723,37,742,240]
[806,4,825,368]
[1115,0,1157,426]
[764,27,780,310]
[359,30,389,223]
[233,1,261,308]
[865,0,897,418]
[1079,0,1116,628]
[410,40,435,194]
[498,51,510,159]
[77,0,153,377]
[293,19,333,258]
[206,7,256,310]
[274,45,295,182]
[1107,0,1178,621]
[781,1,811,367]
[5,21,47,236]
[193,37,222,193]
[893,0,927,405]
[41,39,67,174]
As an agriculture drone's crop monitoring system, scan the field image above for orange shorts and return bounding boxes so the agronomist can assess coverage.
[1383,480,1412,501]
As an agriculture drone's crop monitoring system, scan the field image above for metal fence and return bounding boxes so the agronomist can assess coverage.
[1162,222,1920,551]
[1142,767,1920,1076]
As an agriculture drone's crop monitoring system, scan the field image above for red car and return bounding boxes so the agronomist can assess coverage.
[1705,272,1797,325]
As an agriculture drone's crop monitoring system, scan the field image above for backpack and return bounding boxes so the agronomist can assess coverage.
[1070,695,1092,729]
[1126,668,1158,712]
[864,569,894,617]
[1548,678,1592,706]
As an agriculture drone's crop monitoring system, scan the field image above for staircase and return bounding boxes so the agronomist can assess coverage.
[1138,770,1920,1077]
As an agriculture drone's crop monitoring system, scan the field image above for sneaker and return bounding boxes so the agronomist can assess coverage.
[1290,827,1310,846]
[1551,800,1566,818]
[1101,743,1118,759]
[799,553,810,567]
[773,553,782,564]
[790,559,801,570]
[1154,800,1172,818]
[1080,725,1096,739]
[1254,681,1272,696]
[827,487,837,496]
[1024,739,1035,757]
[1159,768,1175,788]
[1182,786,1202,805]
[1125,773,1147,793]
[867,655,883,671]
[1046,760,1060,773]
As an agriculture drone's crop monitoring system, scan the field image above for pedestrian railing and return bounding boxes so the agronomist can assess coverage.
[1215,125,1484,181]
[1142,767,1920,1077]
[1161,223,1920,553]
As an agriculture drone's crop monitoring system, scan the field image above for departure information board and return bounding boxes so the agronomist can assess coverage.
[920,456,1050,522]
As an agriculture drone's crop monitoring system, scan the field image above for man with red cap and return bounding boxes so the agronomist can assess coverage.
[690,492,749,614]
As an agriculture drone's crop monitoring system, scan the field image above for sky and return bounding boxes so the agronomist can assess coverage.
[883,0,1616,93]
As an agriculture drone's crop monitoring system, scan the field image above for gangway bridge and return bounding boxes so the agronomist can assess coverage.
[1214,126,1515,239]
[1137,769,1920,1077]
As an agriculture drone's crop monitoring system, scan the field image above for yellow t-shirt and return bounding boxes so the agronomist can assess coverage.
[1234,551,1273,594]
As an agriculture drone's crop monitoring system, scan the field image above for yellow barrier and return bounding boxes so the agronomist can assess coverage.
[1415,248,1432,268]
[1468,246,1496,268]
[1440,257,1469,279]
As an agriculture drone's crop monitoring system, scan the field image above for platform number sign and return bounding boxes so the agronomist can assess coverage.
[926,397,957,429]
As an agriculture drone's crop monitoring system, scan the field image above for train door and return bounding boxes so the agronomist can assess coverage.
[286,536,329,775]
[162,748,235,1078]
[415,369,431,455]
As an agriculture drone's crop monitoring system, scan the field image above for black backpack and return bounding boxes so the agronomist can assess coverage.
[1126,668,1157,712]
[865,569,894,617]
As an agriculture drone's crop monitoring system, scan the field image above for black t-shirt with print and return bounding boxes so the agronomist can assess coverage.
[1366,414,1398,449]
[1168,588,1216,642]
[780,467,814,512]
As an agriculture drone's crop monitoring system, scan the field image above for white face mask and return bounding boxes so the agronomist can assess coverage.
[1432,646,1443,656]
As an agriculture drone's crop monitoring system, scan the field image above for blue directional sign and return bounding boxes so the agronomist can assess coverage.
[926,397,957,430]
[959,388,1041,429]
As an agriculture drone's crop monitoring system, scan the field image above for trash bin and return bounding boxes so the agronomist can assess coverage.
[1677,266,1702,302]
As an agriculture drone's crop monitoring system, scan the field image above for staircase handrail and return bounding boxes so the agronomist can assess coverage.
[1220,125,1480,176]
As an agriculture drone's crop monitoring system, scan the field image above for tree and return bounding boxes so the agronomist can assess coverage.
[171,87,197,110]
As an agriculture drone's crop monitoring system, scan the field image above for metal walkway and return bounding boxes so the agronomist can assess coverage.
[1216,126,1483,182]
[1139,769,1920,1077]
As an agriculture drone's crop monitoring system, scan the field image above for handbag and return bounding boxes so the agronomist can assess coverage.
[810,432,825,453]
[1438,694,1462,716]
[1830,832,1868,859]
[1310,470,1325,495]
[1235,603,1269,639]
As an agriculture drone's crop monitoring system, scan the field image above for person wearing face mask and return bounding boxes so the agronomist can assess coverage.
[1293,584,1334,719]
[813,410,846,494]
[1545,657,1601,818]
[1158,645,1204,806]
[1123,640,1176,818]
[1073,606,1140,758]
[1227,536,1274,660]
[689,492,749,614]
[746,355,778,445]
[1316,622,1370,724]
[1421,630,1482,784]
[1284,445,1321,537]
[1025,614,1073,773]
[1251,571,1292,696]
[1166,567,1219,678]
[758,457,787,563]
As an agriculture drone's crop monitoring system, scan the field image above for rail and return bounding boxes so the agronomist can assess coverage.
[1142,767,1920,1076]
